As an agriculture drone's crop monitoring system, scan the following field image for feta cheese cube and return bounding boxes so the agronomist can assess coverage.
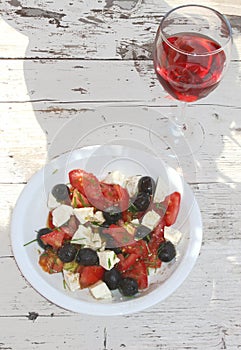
[103,170,126,187]
[63,270,80,292]
[71,225,93,245]
[153,176,169,203]
[47,191,61,209]
[89,281,112,300]
[73,207,94,224]
[141,210,161,231]
[97,250,120,270]
[92,211,105,224]
[73,208,105,225]
[90,233,103,250]
[131,219,140,226]
[52,204,73,227]
[124,175,142,197]
[164,226,182,245]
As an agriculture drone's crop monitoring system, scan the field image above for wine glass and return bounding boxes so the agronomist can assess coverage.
[153,5,232,152]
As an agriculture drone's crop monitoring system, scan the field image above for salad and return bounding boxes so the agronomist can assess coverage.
[31,169,182,300]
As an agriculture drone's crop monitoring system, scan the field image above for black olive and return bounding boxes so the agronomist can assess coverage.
[37,228,52,249]
[158,241,176,262]
[138,176,156,195]
[51,184,70,201]
[75,248,99,266]
[57,244,78,263]
[133,192,150,211]
[103,206,122,224]
[103,268,121,290]
[118,277,138,296]
[134,225,151,240]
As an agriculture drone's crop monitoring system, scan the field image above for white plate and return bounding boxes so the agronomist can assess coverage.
[11,145,202,315]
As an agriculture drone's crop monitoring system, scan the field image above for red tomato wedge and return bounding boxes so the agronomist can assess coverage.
[69,170,111,210]
[117,253,139,272]
[163,192,181,226]
[71,188,91,208]
[40,229,65,249]
[100,183,119,203]
[121,240,149,259]
[69,169,86,194]
[122,260,148,290]
[113,184,130,212]
[144,252,162,269]
[79,266,105,288]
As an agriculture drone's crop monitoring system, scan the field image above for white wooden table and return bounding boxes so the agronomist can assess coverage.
[1,0,241,349]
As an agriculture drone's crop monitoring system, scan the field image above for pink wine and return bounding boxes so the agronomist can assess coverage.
[154,33,226,102]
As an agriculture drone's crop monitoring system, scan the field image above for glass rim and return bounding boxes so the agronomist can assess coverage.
[159,4,233,57]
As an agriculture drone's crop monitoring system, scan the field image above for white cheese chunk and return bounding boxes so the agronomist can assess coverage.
[47,191,61,209]
[89,281,112,300]
[90,233,103,250]
[141,210,161,231]
[131,218,140,226]
[71,225,93,245]
[103,170,126,187]
[73,208,105,225]
[164,226,182,245]
[52,204,73,227]
[92,211,105,224]
[97,250,120,270]
[153,175,169,203]
[73,207,94,224]
[63,270,80,292]
[124,175,142,197]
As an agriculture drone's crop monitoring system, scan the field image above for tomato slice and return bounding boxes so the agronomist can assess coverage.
[100,183,119,203]
[69,170,111,210]
[69,169,86,194]
[113,184,130,212]
[40,229,65,249]
[117,253,139,272]
[144,252,162,269]
[71,188,90,208]
[163,192,181,226]
[121,240,149,259]
[79,266,105,288]
[122,260,148,290]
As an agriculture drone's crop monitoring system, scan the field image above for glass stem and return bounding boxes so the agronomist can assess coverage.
[174,102,187,131]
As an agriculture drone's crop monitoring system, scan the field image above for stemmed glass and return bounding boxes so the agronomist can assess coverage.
[153,5,232,152]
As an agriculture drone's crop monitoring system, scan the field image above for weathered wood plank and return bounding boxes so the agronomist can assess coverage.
[0,0,240,59]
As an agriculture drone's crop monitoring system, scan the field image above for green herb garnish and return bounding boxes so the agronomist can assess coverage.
[23,238,37,247]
